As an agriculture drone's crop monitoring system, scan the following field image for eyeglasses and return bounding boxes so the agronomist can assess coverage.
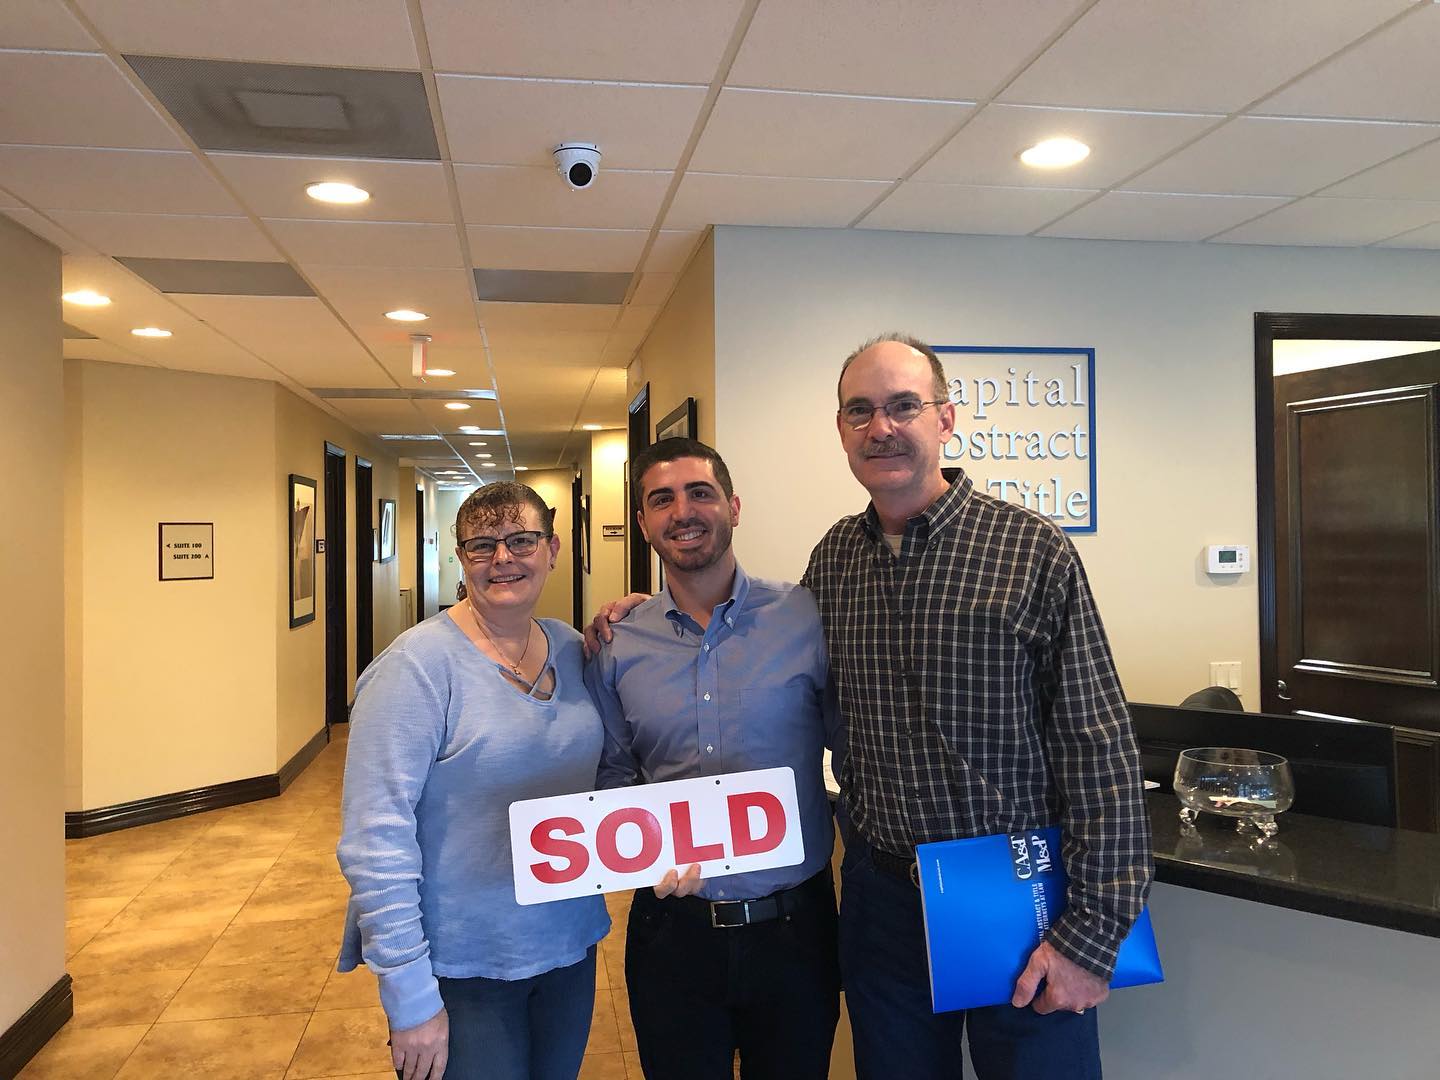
[839,397,949,430]
[458,530,550,561]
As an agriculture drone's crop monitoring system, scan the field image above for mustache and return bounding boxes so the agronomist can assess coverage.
[863,438,910,458]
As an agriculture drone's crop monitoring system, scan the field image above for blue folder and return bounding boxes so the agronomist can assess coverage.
[916,827,1163,1013]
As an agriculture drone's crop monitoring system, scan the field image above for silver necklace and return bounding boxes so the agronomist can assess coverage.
[468,600,532,678]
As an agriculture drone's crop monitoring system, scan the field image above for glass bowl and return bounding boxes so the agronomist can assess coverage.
[1173,747,1295,838]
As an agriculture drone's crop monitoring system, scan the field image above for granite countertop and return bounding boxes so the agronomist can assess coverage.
[1147,791,1440,938]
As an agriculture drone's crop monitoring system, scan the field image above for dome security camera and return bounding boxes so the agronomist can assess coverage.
[554,143,601,190]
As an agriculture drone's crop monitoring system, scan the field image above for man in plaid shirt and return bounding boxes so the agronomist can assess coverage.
[809,334,1152,1079]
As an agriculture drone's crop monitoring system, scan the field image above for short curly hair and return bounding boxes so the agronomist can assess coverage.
[454,482,555,541]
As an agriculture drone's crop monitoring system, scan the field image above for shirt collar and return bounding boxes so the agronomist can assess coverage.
[863,470,975,541]
[660,562,751,635]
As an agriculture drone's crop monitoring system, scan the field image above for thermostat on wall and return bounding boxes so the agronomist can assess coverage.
[1206,544,1249,574]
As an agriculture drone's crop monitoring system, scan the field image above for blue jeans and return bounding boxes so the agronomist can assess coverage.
[435,946,597,1080]
[839,845,1101,1080]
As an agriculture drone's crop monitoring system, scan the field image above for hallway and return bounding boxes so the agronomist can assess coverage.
[26,730,638,1079]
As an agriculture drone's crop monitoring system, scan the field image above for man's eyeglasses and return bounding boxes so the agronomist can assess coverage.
[839,397,949,430]
[458,530,550,561]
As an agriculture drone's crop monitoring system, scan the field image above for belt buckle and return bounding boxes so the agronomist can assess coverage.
[709,899,750,928]
[908,861,920,889]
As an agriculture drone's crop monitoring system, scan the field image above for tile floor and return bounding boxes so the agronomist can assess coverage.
[26,727,640,1080]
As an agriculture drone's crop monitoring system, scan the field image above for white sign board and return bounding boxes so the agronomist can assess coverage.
[159,522,214,580]
[509,767,804,905]
[938,346,1096,533]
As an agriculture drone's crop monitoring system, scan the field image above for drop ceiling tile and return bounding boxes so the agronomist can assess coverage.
[172,294,386,386]
[631,272,677,306]
[1126,117,1438,197]
[0,147,241,214]
[859,182,1095,235]
[729,0,1088,100]
[2,209,95,254]
[466,226,647,272]
[478,302,619,333]
[304,265,478,351]
[0,1,97,49]
[645,229,705,272]
[691,88,970,182]
[616,305,660,336]
[0,187,20,209]
[0,52,182,150]
[1377,221,1440,250]
[1258,6,1440,122]
[438,76,705,170]
[664,173,890,229]
[1211,196,1440,247]
[1001,0,1415,113]
[266,219,463,269]
[47,211,279,261]
[210,154,453,223]
[1323,138,1440,201]
[915,104,1218,188]
[413,397,505,429]
[1040,191,1290,241]
[454,165,671,228]
[73,0,420,69]
[482,328,610,365]
[373,344,493,386]
[420,0,744,82]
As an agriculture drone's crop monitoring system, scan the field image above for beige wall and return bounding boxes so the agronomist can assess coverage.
[525,468,576,625]
[272,386,405,764]
[69,359,278,807]
[582,430,629,621]
[0,216,66,1030]
[435,486,470,606]
[630,231,717,447]
[711,226,1440,707]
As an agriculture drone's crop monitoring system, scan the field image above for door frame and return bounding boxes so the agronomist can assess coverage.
[354,458,374,675]
[626,382,651,596]
[1255,312,1440,716]
[323,442,348,726]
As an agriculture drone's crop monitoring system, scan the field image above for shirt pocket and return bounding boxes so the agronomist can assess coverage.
[738,683,818,769]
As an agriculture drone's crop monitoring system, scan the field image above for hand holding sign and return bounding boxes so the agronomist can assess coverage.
[508,768,805,905]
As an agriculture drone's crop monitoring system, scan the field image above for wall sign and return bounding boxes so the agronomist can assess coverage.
[509,767,804,905]
[937,346,1097,533]
[159,522,214,581]
[602,524,625,539]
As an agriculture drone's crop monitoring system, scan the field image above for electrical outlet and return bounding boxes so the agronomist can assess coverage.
[1209,661,1241,694]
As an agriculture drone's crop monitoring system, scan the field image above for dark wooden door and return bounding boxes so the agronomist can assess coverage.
[626,383,651,595]
[354,460,374,675]
[1269,348,1440,829]
[415,486,426,625]
[324,446,348,726]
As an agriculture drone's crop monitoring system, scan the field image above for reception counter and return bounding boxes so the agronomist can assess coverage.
[1096,794,1440,1079]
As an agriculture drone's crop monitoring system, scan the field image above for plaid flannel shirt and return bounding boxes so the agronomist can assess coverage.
[803,472,1152,979]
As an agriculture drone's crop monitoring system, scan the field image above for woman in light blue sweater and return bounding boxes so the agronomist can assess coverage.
[337,483,610,1080]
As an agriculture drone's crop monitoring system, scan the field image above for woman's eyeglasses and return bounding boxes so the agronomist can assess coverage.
[458,530,550,561]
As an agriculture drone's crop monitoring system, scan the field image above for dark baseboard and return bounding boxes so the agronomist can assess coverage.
[0,975,72,1080]
[65,727,330,839]
[278,726,331,791]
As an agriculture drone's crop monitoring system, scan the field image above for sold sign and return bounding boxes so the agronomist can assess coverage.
[508,768,804,905]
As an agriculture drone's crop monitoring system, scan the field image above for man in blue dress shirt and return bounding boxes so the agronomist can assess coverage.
[585,437,839,1080]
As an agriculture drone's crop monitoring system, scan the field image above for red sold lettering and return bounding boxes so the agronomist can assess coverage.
[596,807,663,873]
[727,791,786,856]
[530,817,590,884]
[669,801,725,864]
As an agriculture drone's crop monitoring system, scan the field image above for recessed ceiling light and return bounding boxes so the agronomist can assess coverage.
[475,453,492,459]
[385,309,428,322]
[582,423,603,431]
[380,433,443,441]
[468,441,488,447]
[481,462,497,468]
[62,289,110,307]
[514,466,529,472]
[306,181,369,205]
[466,428,505,436]
[131,327,172,338]
[1019,137,1090,169]
[426,368,455,377]
[444,402,471,411]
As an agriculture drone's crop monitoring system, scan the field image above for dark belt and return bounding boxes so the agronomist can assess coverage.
[869,845,920,887]
[666,868,830,928]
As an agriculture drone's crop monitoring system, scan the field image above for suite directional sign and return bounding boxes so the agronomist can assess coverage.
[159,522,214,581]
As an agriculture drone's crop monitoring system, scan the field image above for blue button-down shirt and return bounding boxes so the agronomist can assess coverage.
[585,565,835,901]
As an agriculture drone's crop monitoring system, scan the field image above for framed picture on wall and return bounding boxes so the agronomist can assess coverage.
[378,498,397,562]
[289,474,317,628]
[656,397,697,442]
